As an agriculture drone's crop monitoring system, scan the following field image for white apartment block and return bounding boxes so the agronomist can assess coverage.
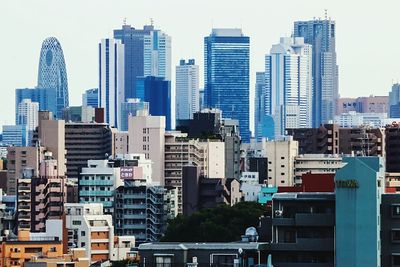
[294,154,345,182]
[65,203,135,264]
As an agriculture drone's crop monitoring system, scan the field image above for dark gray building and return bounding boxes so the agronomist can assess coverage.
[381,194,400,266]
[269,192,335,266]
[65,122,112,178]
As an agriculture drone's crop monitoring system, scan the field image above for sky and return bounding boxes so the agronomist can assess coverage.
[1,0,400,130]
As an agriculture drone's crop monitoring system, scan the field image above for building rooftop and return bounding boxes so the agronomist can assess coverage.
[273,192,335,201]
[139,242,265,251]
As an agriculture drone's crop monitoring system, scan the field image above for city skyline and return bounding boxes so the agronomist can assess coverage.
[2,0,400,129]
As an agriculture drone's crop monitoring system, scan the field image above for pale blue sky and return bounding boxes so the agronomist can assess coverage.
[1,0,399,129]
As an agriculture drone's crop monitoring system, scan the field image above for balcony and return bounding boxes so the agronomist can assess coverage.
[272,238,334,251]
[79,190,114,197]
[123,214,146,219]
[295,213,334,226]
[10,252,22,258]
[80,180,114,186]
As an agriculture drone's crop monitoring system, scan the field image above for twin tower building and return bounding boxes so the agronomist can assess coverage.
[34,18,337,143]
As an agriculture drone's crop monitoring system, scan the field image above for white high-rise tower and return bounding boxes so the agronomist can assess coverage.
[176,59,199,120]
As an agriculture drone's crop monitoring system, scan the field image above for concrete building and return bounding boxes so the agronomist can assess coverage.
[7,146,41,195]
[114,181,170,244]
[337,95,389,114]
[65,122,112,179]
[111,130,129,156]
[240,172,261,202]
[265,138,298,187]
[176,59,199,120]
[294,154,344,182]
[335,157,385,267]
[339,127,385,157]
[65,203,135,264]
[0,229,63,267]
[24,248,90,267]
[269,192,335,266]
[381,193,400,266]
[287,123,340,155]
[386,123,400,172]
[79,160,123,214]
[128,111,165,185]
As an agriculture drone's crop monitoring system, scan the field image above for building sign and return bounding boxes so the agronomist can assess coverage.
[335,179,359,189]
[120,166,134,180]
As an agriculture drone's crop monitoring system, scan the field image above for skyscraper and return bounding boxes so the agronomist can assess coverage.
[114,24,171,100]
[37,37,69,118]
[16,99,39,144]
[82,88,99,108]
[136,76,172,130]
[176,59,199,120]
[389,83,400,118]
[265,37,312,138]
[15,88,56,121]
[204,29,250,141]
[99,38,125,128]
[120,99,149,131]
[294,17,338,127]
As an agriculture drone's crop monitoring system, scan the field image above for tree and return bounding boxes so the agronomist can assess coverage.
[162,202,265,242]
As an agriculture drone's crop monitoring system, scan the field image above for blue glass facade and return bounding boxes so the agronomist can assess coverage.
[114,25,154,100]
[294,19,338,127]
[204,29,250,142]
[136,76,172,130]
[37,37,69,119]
[15,87,57,121]
[120,99,149,131]
[1,125,27,147]
[82,88,99,108]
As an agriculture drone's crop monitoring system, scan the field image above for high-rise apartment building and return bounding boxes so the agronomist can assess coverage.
[204,28,250,141]
[337,95,389,114]
[176,59,199,120]
[16,99,39,130]
[82,88,99,108]
[37,37,69,118]
[113,24,171,99]
[294,17,338,127]
[254,72,274,141]
[99,38,125,128]
[265,37,313,138]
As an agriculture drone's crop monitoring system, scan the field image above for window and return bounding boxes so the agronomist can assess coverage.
[393,206,400,217]
[392,255,400,266]
[81,242,86,247]
[81,231,85,236]
[392,230,400,243]
[281,157,285,159]
[155,256,172,267]
[72,220,81,225]
[143,128,146,134]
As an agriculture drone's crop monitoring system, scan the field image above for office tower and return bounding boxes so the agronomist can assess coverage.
[2,125,27,147]
[119,98,149,131]
[254,72,275,141]
[136,76,172,130]
[114,24,171,100]
[334,111,388,128]
[265,37,312,138]
[337,95,388,114]
[204,28,250,141]
[16,99,38,129]
[176,59,199,120]
[335,157,384,267]
[128,112,165,185]
[389,84,400,118]
[15,87,57,118]
[37,37,69,118]
[199,89,205,111]
[294,17,338,127]
[65,122,112,179]
[82,88,99,108]
[99,38,125,128]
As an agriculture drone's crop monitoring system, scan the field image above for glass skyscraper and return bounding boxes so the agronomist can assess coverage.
[82,88,99,108]
[176,59,199,120]
[114,24,171,100]
[15,87,57,119]
[204,29,250,142]
[136,76,171,130]
[294,17,338,127]
[37,37,69,119]
[119,99,149,131]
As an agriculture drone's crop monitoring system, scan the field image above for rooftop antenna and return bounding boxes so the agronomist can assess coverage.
[123,18,127,25]
[150,18,154,26]
[324,9,328,20]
